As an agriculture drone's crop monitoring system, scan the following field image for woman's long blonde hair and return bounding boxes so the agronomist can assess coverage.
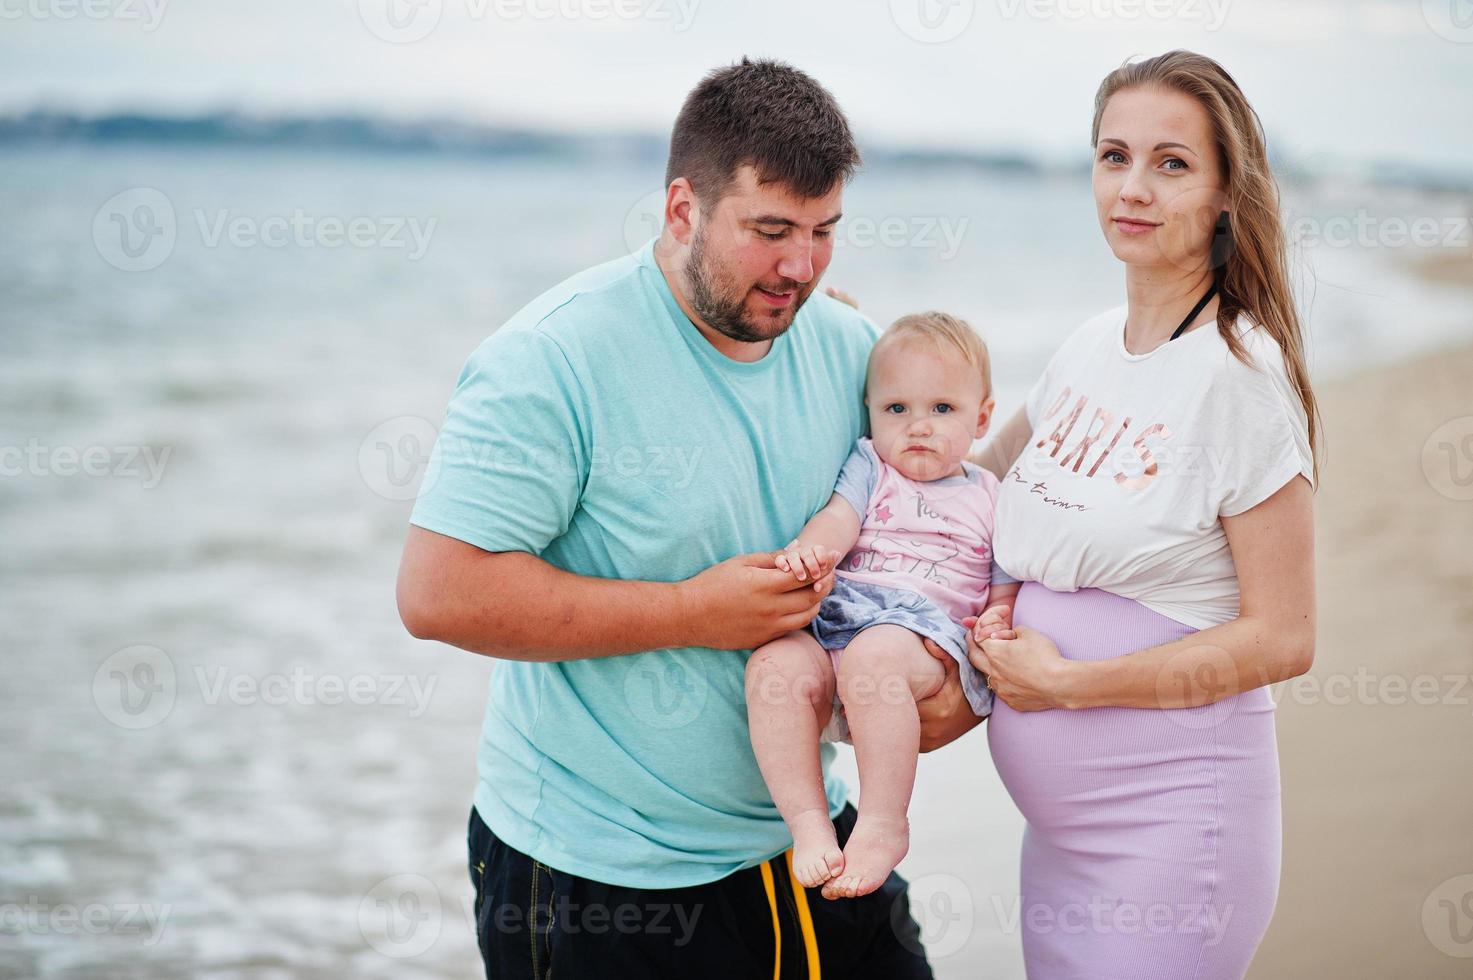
[1092,50,1320,484]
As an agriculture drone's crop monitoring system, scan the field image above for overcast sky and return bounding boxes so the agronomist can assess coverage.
[3,0,1471,171]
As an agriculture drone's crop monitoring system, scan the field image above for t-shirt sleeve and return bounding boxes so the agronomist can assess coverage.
[831,441,879,519]
[1215,333,1316,517]
[409,328,590,555]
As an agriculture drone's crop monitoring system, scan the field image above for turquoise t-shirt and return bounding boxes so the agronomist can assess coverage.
[410,239,880,887]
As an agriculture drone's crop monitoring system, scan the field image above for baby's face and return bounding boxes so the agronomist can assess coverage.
[865,338,991,482]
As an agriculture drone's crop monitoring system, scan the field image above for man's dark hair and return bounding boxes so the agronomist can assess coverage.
[665,57,861,205]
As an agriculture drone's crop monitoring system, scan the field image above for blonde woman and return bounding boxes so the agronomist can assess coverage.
[966,51,1320,978]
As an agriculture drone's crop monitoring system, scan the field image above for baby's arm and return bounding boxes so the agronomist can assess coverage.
[974,581,1020,641]
[774,493,862,585]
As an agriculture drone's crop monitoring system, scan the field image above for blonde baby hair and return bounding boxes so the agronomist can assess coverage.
[870,311,993,397]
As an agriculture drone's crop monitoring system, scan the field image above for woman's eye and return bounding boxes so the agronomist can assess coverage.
[1102,150,1126,165]
[1163,157,1188,171]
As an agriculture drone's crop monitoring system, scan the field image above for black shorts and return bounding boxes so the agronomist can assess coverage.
[467,803,934,979]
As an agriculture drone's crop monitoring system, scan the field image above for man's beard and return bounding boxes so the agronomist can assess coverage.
[685,224,809,344]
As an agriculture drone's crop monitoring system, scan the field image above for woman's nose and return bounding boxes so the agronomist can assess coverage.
[1119,167,1152,206]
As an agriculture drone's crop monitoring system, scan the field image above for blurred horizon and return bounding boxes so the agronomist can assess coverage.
[4,103,1471,194]
[3,0,1472,172]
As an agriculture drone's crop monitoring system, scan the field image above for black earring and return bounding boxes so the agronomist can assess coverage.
[1210,210,1233,271]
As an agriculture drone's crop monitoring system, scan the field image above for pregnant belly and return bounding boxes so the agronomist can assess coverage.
[987,582,1278,835]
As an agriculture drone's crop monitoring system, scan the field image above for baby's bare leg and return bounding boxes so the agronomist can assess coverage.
[745,630,844,888]
[825,624,946,900]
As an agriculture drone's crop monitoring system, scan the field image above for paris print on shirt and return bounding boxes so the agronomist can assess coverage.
[1033,385,1173,491]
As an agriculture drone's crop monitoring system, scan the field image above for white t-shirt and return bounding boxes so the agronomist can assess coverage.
[992,305,1314,629]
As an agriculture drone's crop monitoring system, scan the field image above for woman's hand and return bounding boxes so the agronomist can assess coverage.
[967,624,1078,712]
[824,285,859,310]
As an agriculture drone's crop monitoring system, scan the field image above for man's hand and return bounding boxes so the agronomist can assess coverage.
[679,552,837,651]
[916,638,983,752]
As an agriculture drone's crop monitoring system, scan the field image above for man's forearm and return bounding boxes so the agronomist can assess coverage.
[398,532,690,662]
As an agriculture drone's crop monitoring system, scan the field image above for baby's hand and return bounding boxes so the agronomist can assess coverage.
[774,540,841,586]
[964,605,1015,644]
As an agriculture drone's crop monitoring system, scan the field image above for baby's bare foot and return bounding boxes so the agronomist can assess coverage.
[823,813,909,900]
[788,808,844,888]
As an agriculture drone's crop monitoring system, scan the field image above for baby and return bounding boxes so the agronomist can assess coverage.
[745,311,1020,898]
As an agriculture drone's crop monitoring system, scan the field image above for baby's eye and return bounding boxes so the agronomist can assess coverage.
[935,404,953,414]
[885,404,906,414]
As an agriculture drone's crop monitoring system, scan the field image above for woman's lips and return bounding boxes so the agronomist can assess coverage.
[1112,217,1161,235]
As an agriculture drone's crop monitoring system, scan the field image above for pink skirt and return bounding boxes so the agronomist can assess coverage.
[987,582,1281,979]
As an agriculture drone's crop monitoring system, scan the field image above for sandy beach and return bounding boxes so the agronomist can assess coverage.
[1253,342,1473,978]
